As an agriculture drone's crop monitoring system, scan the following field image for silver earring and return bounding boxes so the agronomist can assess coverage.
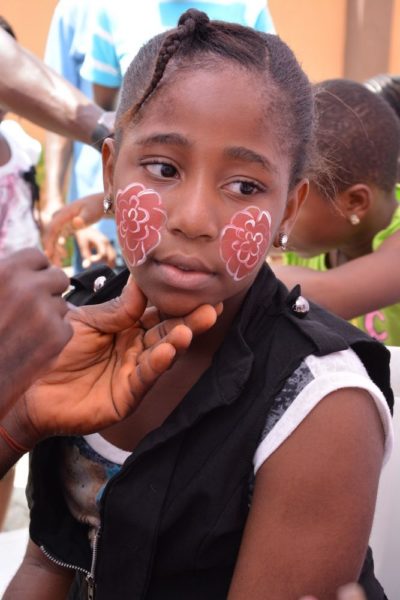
[349,214,360,226]
[103,195,113,214]
[279,232,288,251]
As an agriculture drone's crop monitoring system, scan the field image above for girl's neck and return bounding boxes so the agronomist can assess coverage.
[100,285,250,452]
[186,285,249,358]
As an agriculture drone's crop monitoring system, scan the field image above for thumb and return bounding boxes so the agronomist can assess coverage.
[73,277,147,333]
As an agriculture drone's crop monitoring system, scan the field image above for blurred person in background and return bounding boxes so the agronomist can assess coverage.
[81,0,275,112]
[42,0,118,273]
[274,79,400,346]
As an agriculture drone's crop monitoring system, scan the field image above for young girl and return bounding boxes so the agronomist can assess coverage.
[274,78,400,346]
[4,10,393,600]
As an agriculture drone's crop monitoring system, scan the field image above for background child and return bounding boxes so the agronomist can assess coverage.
[4,11,393,600]
[0,16,41,258]
[364,73,400,180]
[274,78,400,346]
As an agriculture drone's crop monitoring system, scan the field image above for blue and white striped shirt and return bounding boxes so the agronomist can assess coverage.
[81,0,275,88]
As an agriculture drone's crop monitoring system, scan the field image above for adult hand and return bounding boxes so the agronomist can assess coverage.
[4,278,221,445]
[0,249,72,418]
[75,227,116,269]
[42,193,104,265]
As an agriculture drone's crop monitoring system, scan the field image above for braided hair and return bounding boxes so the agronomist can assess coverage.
[116,9,314,187]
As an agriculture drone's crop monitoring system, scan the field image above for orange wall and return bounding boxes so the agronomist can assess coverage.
[389,0,400,72]
[1,0,57,142]
[1,0,397,142]
[269,0,348,82]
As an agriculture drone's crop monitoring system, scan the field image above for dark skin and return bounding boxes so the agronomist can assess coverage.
[0,131,11,166]
[41,192,105,265]
[0,249,72,422]
[274,181,400,319]
[5,64,384,600]
[1,278,220,469]
[41,133,116,270]
[0,29,109,145]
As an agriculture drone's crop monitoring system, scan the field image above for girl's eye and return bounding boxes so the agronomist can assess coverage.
[227,180,265,195]
[143,162,178,179]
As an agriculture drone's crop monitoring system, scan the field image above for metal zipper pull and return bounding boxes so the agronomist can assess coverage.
[87,574,95,600]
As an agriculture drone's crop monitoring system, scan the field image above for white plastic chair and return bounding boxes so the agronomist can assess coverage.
[369,345,400,599]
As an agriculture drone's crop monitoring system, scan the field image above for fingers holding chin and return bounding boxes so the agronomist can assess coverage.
[124,343,177,409]
[182,304,220,336]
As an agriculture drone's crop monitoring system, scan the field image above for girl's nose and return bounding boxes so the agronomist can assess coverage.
[166,179,221,240]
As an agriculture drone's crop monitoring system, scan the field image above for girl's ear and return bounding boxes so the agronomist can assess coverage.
[337,183,372,224]
[273,178,309,247]
[102,137,116,197]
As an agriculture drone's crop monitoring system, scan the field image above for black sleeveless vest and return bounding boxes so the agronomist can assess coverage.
[27,265,392,599]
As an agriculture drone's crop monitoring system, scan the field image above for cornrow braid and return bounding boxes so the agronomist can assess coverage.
[116,9,315,188]
[127,9,210,122]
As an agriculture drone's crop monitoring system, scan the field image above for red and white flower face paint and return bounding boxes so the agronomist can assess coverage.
[115,182,167,268]
[220,205,271,281]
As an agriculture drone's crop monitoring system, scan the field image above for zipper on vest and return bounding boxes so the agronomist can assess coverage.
[40,527,101,600]
[87,575,95,600]
[40,544,91,577]
[86,528,101,600]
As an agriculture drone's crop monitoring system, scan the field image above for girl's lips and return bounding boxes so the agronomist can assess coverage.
[152,258,216,290]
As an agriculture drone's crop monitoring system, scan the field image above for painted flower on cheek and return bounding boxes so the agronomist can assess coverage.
[220,205,271,281]
[115,182,167,268]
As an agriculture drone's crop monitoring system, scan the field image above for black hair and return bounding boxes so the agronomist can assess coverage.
[0,15,16,39]
[116,8,314,188]
[311,78,400,198]
[364,74,400,121]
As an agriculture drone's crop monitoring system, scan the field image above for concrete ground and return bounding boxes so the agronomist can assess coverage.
[0,455,29,596]
[2,454,29,532]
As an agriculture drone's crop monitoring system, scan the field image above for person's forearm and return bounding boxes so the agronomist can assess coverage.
[0,29,104,145]
[93,83,119,110]
[4,541,75,599]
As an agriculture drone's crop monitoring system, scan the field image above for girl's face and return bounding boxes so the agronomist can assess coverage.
[103,65,306,316]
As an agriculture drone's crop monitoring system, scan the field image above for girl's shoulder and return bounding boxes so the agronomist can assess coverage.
[253,347,393,474]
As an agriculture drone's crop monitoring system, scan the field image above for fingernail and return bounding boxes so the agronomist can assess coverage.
[214,302,224,315]
[338,583,365,600]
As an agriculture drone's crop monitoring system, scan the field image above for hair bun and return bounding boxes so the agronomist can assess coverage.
[178,8,210,33]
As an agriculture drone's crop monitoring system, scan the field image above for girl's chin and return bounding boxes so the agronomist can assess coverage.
[148,295,210,318]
